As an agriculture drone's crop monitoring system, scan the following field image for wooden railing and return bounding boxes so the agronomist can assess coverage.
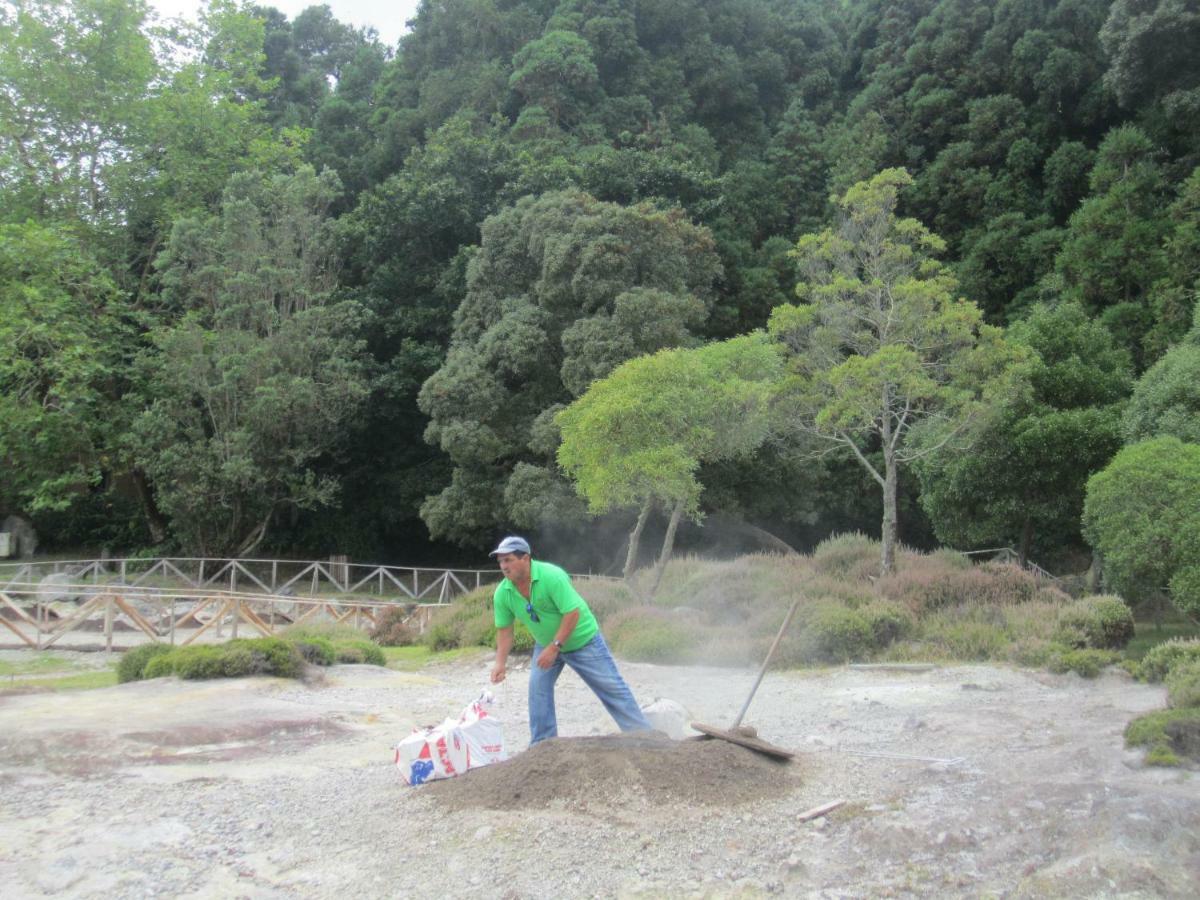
[0,557,497,602]
[0,582,430,652]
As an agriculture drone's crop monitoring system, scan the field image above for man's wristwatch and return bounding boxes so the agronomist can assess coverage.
[552,639,563,650]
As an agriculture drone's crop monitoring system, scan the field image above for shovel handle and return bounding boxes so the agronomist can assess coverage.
[731,596,802,728]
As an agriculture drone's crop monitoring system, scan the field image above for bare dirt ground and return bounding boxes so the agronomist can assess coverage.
[0,649,1196,899]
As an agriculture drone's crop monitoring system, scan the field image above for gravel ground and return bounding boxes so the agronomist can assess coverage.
[0,648,1197,898]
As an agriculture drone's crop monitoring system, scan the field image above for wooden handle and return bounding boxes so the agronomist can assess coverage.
[731,596,802,727]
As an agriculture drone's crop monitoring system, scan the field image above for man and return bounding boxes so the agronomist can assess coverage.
[488,535,652,744]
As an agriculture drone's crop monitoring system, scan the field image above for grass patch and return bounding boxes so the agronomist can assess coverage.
[1125,708,1200,766]
[0,670,118,692]
[382,645,484,670]
[0,653,89,676]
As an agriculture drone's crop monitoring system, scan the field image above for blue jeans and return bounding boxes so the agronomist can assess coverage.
[528,632,652,744]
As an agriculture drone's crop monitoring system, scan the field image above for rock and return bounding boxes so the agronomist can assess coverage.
[2,514,38,558]
[37,573,83,604]
[474,825,493,840]
[641,698,693,740]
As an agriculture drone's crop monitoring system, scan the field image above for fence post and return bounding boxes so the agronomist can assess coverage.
[104,596,114,652]
[231,598,239,640]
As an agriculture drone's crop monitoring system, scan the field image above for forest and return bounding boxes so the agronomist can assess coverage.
[2,0,1199,614]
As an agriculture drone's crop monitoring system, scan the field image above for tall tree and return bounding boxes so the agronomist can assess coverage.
[769,168,1021,573]
[132,167,370,555]
[556,333,781,582]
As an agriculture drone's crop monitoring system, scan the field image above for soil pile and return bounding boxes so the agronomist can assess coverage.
[423,732,800,811]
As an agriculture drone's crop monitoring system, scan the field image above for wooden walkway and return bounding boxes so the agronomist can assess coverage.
[0,556,504,652]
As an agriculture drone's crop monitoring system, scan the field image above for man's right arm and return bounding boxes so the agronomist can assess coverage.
[491,626,513,683]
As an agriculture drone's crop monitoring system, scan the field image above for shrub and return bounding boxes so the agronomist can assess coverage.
[879,559,1038,614]
[1055,595,1135,650]
[293,637,336,666]
[142,653,176,679]
[1137,638,1200,682]
[811,532,880,580]
[920,615,1011,661]
[1047,647,1119,678]
[138,638,304,681]
[1008,637,1058,668]
[798,604,872,663]
[424,621,459,651]
[370,605,418,646]
[606,609,698,663]
[859,601,914,648]
[457,611,498,648]
[1166,660,1200,708]
[117,642,173,683]
[333,639,386,666]
[1125,708,1200,765]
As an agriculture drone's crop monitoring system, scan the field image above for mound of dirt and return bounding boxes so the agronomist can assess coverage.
[422,732,799,811]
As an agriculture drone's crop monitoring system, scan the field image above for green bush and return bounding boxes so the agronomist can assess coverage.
[859,601,914,648]
[117,642,173,683]
[142,653,176,679]
[424,621,459,651]
[1055,595,1135,650]
[1166,660,1200,708]
[799,605,872,663]
[1137,638,1200,682]
[333,639,386,666]
[294,637,336,665]
[137,638,304,681]
[1048,646,1119,678]
[1125,708,1200,766]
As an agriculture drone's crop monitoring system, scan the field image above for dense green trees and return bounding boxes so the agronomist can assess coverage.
[915,302,1132,564]
[417,189,720,546]
[4,0,1200,571]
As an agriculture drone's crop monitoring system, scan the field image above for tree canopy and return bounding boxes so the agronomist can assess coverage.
[3,0,1200,572]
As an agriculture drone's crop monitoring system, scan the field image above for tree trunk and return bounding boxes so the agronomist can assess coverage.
[623,499,653,580]
[649,496,686,595]
[131,468,168,545]
[881,447,899,575]
[1018,518,1034,569]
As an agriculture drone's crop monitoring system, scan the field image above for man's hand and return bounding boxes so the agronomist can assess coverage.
[490,661,507,684]
[536,644,559,669]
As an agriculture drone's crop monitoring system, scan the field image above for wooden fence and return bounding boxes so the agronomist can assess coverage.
[0,557,495,602]
[0,582,435,652]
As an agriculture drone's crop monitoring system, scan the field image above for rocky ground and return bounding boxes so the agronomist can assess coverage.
[0,648,1196,898]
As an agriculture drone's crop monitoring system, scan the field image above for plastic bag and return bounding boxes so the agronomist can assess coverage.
[395,689,506,785]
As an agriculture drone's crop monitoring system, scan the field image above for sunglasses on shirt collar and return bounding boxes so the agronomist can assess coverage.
[526,601,539,622]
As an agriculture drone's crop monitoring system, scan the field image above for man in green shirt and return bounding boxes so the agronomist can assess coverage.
[488,535,653,744]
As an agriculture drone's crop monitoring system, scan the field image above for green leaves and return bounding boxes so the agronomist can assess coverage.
[131,167,370,555]
[1084,436,1200,614]
[556,333,782,516]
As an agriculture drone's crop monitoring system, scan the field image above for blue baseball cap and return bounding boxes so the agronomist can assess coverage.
[488,535,531,557]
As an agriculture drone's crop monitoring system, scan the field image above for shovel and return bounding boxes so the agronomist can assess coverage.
[691,597,801,760]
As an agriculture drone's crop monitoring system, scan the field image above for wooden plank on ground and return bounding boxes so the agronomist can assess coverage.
[797,799,845,822]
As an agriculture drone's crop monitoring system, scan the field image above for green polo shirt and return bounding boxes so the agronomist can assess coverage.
[493,560,598,652]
